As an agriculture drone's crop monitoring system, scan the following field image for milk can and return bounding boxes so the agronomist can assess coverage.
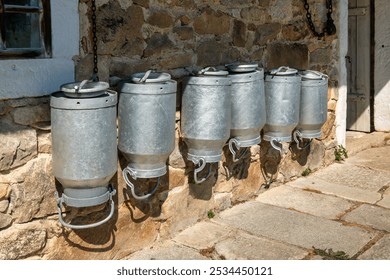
[51,80,117,229]
[293,70,328,149]
[263,66,301,153]
[118,71,177,200]
[226,63,266,161]
[181,67,231,183]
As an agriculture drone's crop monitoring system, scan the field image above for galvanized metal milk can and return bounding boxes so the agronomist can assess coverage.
[264,66,301,153]
[181,67,231,183]
[293,70,328,149]
[51,80,117,229]
[118,71,177,200]
[226,63,266,161]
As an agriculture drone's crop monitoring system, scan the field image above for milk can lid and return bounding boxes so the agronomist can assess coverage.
[299,70,328,80]
[197,67,229,76]
[60,80,109,98]
[269,66,298,76]
[225,62,258,73]
[131,71,171,83]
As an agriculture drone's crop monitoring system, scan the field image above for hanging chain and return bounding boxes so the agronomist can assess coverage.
[91,0,99,81]
[303,0,336,38]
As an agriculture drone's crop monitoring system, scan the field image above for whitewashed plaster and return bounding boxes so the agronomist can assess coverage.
[0,0,79,100]
[374,0,390,131]
[336,0,348,146]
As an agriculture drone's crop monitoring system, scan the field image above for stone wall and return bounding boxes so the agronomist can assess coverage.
[0,0,340,259]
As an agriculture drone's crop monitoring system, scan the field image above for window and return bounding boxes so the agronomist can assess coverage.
[0,0,51,58]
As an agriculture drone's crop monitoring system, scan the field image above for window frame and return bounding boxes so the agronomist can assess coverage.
[0,0,52,58]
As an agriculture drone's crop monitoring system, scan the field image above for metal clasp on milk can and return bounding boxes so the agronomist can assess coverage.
[181,67,231,184]
[118,71,177,200]
[293,70,329,149]
[263,66,301,154]
[226,62,266,162]
[51,80,118,229]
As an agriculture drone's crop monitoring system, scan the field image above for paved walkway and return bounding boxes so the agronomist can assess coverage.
[128,136,390,260]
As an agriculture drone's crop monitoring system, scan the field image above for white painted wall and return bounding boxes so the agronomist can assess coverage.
[0,0,79,100]
[374,0,390,131]
[336,0,348,146]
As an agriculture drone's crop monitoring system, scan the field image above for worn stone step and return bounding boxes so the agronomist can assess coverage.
[343,204,390,232]
[358,234,390,259]
[214,201,376,256]
[127,241,208,260]
[214,232,309,260]
[288,177,381,204]
[256,185,354,219]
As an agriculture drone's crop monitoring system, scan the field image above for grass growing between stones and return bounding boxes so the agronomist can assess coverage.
[335,145,348,161]
[312,247,356,260]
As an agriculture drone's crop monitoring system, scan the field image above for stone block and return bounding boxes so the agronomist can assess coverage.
[144,32,176,58]
[0,200,9,212]
[241,7,270,23]
[173,26,194,40]
[256,185,354,219]
[37,131,52,154]
[0,119,37,171]
[282,21,309,41]
[313,163,390,193]
[266,43,309,70]
[0,183,10,199]
[310,46,333,64]
[215,232,309,260]
[194,8,231,35]
[378,195,390,209]
[196,40,225,67]
[96,3,145,57]
[233,20,247,47]
[0,222,47,260]
[0,213,12,229]
[254,23,281,46]
[214,192,232,211]
[10,103,50,126]
[8,155,56,223]
[174,221,232,250]
[359,235,390,260]
[147,11,174,28]
[343,204,390,232]
[127,241,208,260]
[288,177,382,204]
[215,201,375,256]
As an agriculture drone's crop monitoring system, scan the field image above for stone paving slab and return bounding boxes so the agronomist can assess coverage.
[127,241,208,260]
[256,185,354,219]
[312,163,390,193]
[214,232,309,260]
[215,201,376,256]
[343,204,390,232]
[287,177,382,203]
[173,221,232,250]
[358,234,390,260]
[346,146,390,173]
[378,194,390,209]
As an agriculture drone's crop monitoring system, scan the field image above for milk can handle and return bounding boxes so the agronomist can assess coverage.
[56,188,116,230]
[293,130,313,150]
[73,79,89,94]
[193,157,212,184]
[270,138,283,155]
[123,167,160,200]
[228,138,251,162]
[140,70,152,83]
